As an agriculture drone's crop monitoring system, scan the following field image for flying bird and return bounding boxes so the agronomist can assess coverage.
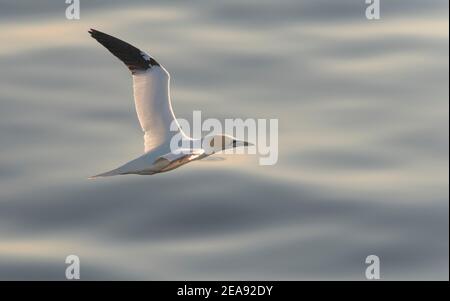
[88,29,251,178]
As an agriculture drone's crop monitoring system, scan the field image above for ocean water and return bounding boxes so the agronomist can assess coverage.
[0,0,448,280]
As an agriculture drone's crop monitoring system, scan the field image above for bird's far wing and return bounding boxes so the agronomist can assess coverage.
[89,29,183,153]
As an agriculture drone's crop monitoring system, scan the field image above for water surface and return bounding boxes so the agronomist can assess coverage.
[0,0,448,280]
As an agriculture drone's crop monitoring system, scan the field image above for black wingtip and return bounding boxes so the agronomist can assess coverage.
[88,29,99,39]
[87,29,160,73]
[88,28,104,38]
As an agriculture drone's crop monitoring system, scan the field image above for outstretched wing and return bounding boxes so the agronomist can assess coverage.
[89,29,183,153]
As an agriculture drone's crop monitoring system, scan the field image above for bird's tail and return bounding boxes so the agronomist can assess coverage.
[88,153,155,179]
[88,168,123,179]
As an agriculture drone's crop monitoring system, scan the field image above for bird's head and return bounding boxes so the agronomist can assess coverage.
[203,134,252,154]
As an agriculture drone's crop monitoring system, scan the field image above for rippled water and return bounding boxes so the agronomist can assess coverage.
[0,0,448,280]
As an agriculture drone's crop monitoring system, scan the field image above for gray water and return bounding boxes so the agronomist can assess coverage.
[0,0,448,280]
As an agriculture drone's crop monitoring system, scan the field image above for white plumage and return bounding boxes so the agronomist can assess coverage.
[88,29,250,178]
[133,66,181,152]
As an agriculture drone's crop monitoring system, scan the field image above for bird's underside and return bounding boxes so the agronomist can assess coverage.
[89,146,207,178]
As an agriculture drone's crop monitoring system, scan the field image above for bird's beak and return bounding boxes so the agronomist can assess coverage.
[233,140,253,148]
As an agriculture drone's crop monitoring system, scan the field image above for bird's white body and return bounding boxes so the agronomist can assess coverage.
[88,29,249,178]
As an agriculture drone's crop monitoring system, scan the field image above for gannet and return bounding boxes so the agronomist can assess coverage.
[88,29,250,178]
